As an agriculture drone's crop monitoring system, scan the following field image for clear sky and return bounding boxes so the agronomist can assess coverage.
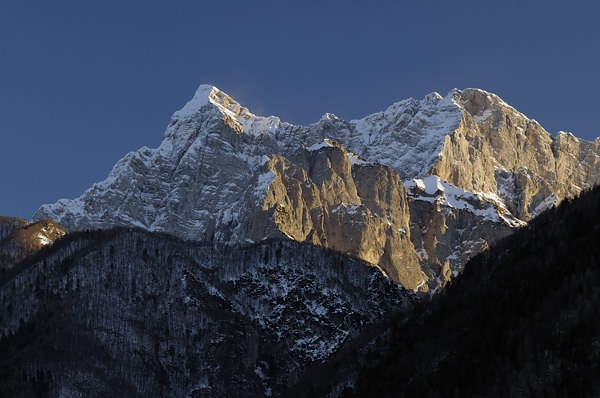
[1,0,599,219]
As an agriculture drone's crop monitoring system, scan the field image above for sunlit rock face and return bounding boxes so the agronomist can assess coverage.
[255,144,424,290]
[430,89,600,221]
[34,85,600,291]
[0,216,66,269]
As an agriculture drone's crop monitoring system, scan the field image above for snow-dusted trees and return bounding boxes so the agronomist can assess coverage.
[0,228,411,397]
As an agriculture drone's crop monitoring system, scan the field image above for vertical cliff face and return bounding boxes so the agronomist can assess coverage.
[33,85,600,291]
[253,143,424,290]
[332,88,600,284]
[431,89,600,221]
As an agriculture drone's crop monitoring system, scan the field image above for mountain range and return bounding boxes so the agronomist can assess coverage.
[2,85,600,397]
[33,85,600,291]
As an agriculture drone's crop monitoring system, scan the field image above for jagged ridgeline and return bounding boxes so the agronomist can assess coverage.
[33,85,600,292]
[291,186,600,398]
[0,228,413,397]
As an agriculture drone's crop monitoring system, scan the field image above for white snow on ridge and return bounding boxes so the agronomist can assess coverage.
[34,84,535,243]
[255,170,276,198]
[172,84,284,138]
[404,176,464,199]
[348,90,462,179]
[407,176,445,195]
[348,152,366,165]
[404,176,526,227]
[173,84,214,119]
[239,115,282,136]
[306,140,335,151]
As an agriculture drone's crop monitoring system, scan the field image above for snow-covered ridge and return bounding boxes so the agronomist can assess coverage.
[404,176,526,228]
[171,84,465,179]
[173,84,282,136]
[306,138,367,165]
[347,90,463,179]
[172,84,215,119]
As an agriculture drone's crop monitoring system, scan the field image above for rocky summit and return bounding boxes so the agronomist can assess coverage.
[34,85,600,291]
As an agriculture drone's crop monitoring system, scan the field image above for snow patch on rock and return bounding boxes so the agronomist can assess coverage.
[405,176,526,227]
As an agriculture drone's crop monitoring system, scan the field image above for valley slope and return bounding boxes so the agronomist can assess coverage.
[302,185,600,398]
[0,230,411,397]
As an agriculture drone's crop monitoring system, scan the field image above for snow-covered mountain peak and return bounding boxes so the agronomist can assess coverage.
[173,83,254,121]
[346,90,463,179]
[455,87,514,116]
[423,91,444,103]
[171,84,282,137]
[321,112,341,121]
[172,84,216,119]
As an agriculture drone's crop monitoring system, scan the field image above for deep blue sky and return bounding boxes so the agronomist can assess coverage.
[1,0,599,219]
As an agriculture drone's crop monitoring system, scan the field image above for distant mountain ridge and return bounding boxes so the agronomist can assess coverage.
[33,85,600,291]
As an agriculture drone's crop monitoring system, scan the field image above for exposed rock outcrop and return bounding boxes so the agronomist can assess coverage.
[430,89,600,221]
[0,217,66,269]
[253,143,424,289]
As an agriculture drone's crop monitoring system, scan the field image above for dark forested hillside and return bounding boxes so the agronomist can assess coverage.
[4,188,600,398]
[335,186,600,398]
[286,186,600,398]
[0,229,413,398]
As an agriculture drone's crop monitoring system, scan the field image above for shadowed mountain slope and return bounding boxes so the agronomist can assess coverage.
[287,186,600,397]
[0,229,412,397]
